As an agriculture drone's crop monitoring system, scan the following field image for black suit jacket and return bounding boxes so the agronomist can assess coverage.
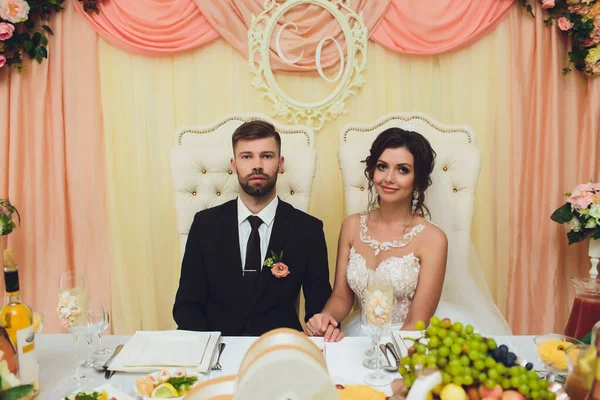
[173,198,332,336]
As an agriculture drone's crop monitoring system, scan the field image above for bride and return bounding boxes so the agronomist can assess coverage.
[305,128,511,341]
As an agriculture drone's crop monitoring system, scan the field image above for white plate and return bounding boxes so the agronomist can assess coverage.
[66,384,134,400]
[133,368,206,399]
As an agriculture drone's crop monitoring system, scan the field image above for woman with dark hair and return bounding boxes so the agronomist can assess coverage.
[305,128,447,340]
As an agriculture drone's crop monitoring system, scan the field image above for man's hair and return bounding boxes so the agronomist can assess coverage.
[232,120,281,155]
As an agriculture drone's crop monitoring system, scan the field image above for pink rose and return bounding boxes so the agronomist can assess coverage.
[0,54,5,68]
[558,17,575,31]
[541,0,555,9]
[575,183,595,193]
[0,22,14,41]
[0,0,30,24]
[569,191,594,210]
[271,262,290,278]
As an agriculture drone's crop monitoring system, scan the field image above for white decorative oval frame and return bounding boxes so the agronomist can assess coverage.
[248,0,368,131]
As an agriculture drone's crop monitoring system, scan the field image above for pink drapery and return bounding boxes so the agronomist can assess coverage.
[370,0,516,55]
[194,0,391,73]
[71,0,220,56]
[0,4,110,333]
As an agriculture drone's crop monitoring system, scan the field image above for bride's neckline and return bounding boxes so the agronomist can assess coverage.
[359,213,425,256]
[349,246,420,272]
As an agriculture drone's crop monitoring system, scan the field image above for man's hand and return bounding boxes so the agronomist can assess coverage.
[305,313,345,342]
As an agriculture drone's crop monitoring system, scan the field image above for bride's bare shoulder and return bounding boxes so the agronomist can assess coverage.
[416,216,447,245]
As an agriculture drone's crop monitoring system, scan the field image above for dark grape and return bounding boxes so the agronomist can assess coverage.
[506,352,517,366]
[525,362,534,370]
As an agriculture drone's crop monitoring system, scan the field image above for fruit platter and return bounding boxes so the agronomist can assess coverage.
[390,317,567,400]
[134,368,204,399]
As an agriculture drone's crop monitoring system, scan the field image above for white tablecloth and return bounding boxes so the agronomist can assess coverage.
[37,334,539,400]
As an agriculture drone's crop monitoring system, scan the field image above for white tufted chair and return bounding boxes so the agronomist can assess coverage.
[338,112,485,327]
[169,114,317,258]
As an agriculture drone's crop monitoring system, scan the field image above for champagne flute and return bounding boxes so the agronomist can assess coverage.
[57,273,88,384]
[363,271,394,387]
[94,308,111,355]
[361,307,377,369]
[81,301,106,369]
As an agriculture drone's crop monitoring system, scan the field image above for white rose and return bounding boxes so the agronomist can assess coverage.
[567,217,582,232]
[585,219,598,228]
[590,204,600,219]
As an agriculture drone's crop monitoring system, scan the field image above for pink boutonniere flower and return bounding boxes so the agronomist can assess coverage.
[264,250,290,278]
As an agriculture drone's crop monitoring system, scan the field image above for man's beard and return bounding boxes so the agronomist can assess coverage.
[239,170,277,197]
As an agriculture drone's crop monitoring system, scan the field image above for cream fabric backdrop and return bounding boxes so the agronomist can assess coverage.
[99,25,511,333]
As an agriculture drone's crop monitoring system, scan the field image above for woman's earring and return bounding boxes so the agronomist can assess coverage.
[412,190,419,213]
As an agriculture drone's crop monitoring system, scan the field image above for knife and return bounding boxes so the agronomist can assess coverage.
[104,344,124,379]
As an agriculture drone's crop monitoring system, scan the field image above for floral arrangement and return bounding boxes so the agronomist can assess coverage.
[0,199,20,236]
[0,0,99,72]
[521,0,600,76]
[551,181,600,244]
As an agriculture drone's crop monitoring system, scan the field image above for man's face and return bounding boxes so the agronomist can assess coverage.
[231,137,284,197]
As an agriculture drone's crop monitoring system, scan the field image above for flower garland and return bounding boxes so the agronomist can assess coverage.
[521,0,600,76]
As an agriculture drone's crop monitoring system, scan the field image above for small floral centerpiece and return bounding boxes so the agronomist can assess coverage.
[520,0,600,76]
[551,181,600,243]
[263,250,290,278]
[56,291,82,329]
[0,199,20,236]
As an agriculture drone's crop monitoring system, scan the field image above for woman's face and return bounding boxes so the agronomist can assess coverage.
[372,146,415,205]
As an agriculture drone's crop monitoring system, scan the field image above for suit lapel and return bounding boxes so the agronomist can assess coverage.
[219,201,245,293]
[249,200,291,311]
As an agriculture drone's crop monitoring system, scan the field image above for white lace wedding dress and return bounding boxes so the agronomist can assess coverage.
[343,213,424,335]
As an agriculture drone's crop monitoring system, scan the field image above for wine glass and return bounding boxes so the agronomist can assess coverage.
[94,308,111,355]
[363,271,394,387]
[57,273,88,384]
[81,301,107,369]
[360,308,377,369]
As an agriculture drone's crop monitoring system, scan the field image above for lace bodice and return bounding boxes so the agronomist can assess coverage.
[346,215,423,327]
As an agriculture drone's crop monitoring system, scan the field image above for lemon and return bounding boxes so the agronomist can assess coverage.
[151,383,179,398]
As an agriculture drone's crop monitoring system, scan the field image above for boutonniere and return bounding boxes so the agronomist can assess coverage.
[263,250,290,278]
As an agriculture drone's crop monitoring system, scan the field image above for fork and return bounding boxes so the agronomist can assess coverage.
[212,342,226,371]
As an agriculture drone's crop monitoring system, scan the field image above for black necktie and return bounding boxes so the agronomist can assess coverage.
[243,215,263,295]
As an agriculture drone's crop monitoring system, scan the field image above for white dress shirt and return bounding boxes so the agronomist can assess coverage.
[237,196,278,271]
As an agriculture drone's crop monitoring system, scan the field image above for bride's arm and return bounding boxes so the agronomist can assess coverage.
[310,215,358,331]
[401,225,448,330]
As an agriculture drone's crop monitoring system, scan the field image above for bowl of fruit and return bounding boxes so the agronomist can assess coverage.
[534,334,582,381]
[391,317,564,400]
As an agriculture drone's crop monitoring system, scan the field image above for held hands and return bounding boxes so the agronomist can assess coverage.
[304,313,345,342]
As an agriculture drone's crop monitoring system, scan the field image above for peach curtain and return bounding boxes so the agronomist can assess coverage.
[195,0,391,73]
[507,4,600,334]
[370,0,515,55]
[71,0,220,56]
[0,4,109,333]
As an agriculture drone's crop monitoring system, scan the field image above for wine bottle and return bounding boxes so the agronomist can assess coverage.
[0,250,38,395]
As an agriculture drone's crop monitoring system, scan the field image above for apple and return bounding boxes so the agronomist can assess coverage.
[479,384,503,399]
[466,386,481,400]
[501,390,526,400]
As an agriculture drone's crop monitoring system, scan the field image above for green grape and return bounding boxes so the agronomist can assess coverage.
[451,344,462,355]
[537,379,548,389]
[438,346,450,358]
[404,375,415,388]
[454,376,464,386]
[486,338,497,350]
[548,391,556,400]
[401,356,412,366]
[501,379,512,389]
[429,336,441,348]
[442,337,454,347]
[426,355,437,365]
[509,366,520,377]
[496,363,507,375]
[473,333,483,341]
[442,372,452,385]
[474,359,485,371]
[463,367,473,377]
[452,322,463,332]
[430,316,440,327]
[465,324,474,334]
[485,357,496,369]
[426,326,438,337]
[440,318,452,329]
[415,320,426,330]
[449,359,461,369]
[538,390,548,399]
[449,366,463,377]
[468,350,481,361]
[413,354,426,365]
[527,370,538,381]
[448,330,458,339]
[518,384,530,396]
[398,365,408,375]
[510,376,521,387]
[460,355,470,366]
[467,340,479,352]
[416,344,427,354]
[484,379,496,389]
[438,357,449,368]
[479,343,488,354]
[456,337,466,345]
[530,390,540,399]
[463,375,474,386]
[438,328,448,339]
[478,373,487,383]
[488,368,500,380]
[529,379,540,391]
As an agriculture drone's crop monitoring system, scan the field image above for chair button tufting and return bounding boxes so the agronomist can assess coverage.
[201,169,207,174]
[290,190,295,195]
[453,188,458,193]
[216,191,221,196]
[228,170,233,175]
[443,167,448,172]
[360,186,364,191]
[192,191,197,196]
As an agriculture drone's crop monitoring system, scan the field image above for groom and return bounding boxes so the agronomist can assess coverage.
[173,120,333,336]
